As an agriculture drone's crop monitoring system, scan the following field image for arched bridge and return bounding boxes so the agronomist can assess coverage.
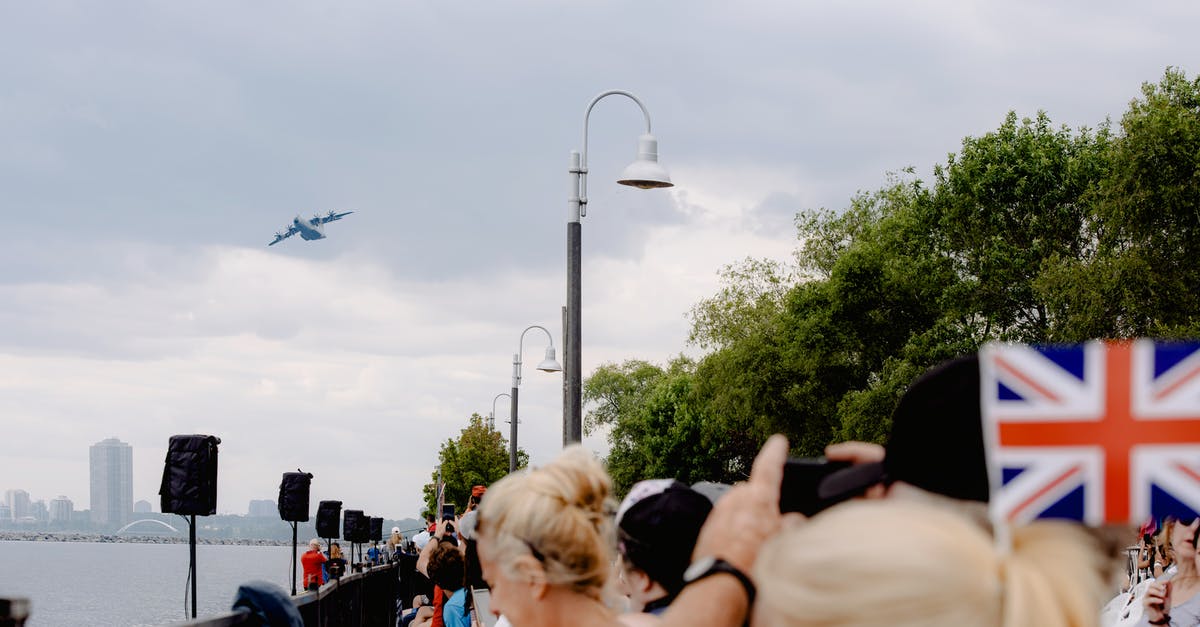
[116,519,180,534]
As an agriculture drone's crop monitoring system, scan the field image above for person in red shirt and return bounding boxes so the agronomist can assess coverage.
[301,538,327,592]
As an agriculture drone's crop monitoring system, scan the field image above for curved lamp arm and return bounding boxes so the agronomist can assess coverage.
[513,325,560,387]
[490,392,511,429]
[573,90,655,219]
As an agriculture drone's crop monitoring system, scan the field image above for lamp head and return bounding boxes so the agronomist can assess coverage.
[537,346,563,372]
[617,133,673,189]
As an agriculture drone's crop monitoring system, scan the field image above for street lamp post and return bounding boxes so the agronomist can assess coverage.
[511,325,562,472]
[488,392,511,431]
[565,90,673,445]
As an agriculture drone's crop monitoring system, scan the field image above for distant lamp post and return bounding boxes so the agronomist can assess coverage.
[488,392,511,431]
[565,90,672,445]
[511,325,562,472]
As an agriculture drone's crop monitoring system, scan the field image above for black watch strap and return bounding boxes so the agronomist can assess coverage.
[682,557,756,608]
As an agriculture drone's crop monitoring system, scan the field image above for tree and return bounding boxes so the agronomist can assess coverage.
[1080,67,1200,338]
[584,69,1200,490]
[422,413,525,514]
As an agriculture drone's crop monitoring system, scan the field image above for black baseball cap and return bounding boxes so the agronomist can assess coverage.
[820,354,989,503]
[616,480,713,594]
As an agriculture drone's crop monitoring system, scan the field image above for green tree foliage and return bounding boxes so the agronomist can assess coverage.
[1057,67,1200,338]
[587,68,1200,485]
[422,413,525,515]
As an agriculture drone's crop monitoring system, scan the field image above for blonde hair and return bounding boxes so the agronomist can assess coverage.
[477,444,615,598]
[753,500,1106,627]
[330,543,343,559]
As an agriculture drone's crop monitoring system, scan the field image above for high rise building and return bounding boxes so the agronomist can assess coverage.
[90,437,133,527]
[32,500,48,523]
[248,499,276,518]
[49,496,74,523]
[4,489,30,521]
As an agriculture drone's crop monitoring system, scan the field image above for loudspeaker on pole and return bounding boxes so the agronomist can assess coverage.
[343,510,364,543]
[159,435,221,516]
[278,471,313,522]
[316,500,342,539]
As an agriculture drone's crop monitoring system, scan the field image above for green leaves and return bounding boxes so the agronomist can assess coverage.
[422,413,524,515]
[587,68,1200,492]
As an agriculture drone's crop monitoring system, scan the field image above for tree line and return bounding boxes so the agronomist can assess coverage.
[424,69,1199,502]
[584,68,1200,495]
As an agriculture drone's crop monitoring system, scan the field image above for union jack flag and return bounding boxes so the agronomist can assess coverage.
[979,339,1200,526]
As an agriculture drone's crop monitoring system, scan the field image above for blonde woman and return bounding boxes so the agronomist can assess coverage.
[1139,516,1200,627]
[753,499,1109,627]
[476,445,619,627]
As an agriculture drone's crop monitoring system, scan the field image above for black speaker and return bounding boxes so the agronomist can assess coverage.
[278,471,313,522]
[159,435,221,515]
[343,510,364,543]
[370,517,383,543]
[316,501,342,539]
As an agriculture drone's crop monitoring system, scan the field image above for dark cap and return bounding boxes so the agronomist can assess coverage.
[616,480,713,594]
[821,354,989,503]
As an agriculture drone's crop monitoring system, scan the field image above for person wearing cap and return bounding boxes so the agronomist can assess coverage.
[301,538,327,592]
[819,354,992,525]
[387,526,405,561]
[614,479,713,623]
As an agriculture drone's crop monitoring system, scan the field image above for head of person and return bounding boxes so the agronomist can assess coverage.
[821,355,990,523]
[1166,514,1199,570]
[330,542,343,559]
[476,445,615,625]
[428,541,466,593]
[308,539,321,552]
[752,499,1107,627]
[614,479,713,607]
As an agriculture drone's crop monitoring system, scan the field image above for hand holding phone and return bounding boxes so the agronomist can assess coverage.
[779,457,852,517]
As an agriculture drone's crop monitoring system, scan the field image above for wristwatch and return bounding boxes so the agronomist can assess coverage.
[682,556,756,607]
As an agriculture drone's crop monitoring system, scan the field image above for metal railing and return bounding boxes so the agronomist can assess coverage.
[179,563,401,627]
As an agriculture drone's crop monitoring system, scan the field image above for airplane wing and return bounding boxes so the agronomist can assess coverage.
[268,224,299,246]
[313,210,353,225]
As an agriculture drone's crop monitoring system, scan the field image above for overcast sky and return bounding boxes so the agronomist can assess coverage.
[1,1,1196,521]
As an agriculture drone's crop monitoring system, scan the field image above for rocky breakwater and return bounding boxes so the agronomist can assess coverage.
[0,530,289,545]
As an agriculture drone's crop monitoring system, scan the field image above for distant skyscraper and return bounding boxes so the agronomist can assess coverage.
[5,489,31,521]
[32,500,48,523]
[90,437,133,527]
[134,499,152,514]
[49,496,74,523]
[248,499,276,518]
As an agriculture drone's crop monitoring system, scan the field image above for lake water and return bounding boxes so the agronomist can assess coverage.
[0,541,308,626]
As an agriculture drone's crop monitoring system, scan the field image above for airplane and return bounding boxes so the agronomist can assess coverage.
[268,210,354,246]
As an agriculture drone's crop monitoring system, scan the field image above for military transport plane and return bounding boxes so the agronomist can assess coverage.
[268,210,354,246]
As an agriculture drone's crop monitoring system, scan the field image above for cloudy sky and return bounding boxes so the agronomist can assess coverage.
[1,1,1195,521]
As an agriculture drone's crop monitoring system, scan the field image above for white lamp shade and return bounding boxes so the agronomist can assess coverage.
[617,133,673,189]
[537,346,563,372]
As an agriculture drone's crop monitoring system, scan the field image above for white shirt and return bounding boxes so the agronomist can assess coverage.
[413,530,432,549]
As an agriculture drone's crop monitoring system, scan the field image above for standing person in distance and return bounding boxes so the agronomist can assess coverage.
[301,539,327,592]
[327,542,348,580]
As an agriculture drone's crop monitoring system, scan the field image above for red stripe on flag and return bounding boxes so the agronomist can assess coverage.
[1009,465,1082,523]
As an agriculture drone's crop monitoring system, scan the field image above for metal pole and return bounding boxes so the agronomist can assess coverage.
[509,384,519,472]
[566,149,583,446]
[190,514,197,619]
[566,220,582,444]
[291,522,298,596]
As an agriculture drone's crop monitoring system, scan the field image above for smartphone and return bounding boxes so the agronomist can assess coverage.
[779,457,852,517]
[441,503,456,521]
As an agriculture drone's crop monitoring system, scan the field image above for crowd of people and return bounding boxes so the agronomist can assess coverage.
[309,352,1199,627]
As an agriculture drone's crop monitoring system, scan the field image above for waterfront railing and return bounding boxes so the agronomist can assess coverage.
[177,562,400,627]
